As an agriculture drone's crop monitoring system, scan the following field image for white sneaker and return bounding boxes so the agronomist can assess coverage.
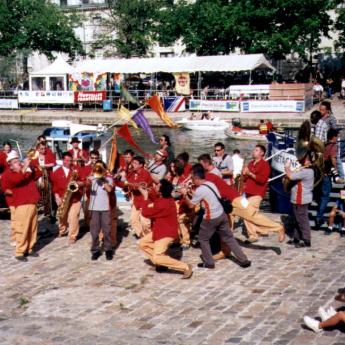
[318,307,329,322]
[326,306,337,319]
[303,316,322,333]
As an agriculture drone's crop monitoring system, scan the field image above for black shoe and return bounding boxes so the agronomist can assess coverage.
[295,240,311,248]
[315,219,324,229]
[91,251,101,261]
[15,255,27,262]
[27,251,39,257]
[340,230,345,237]
[155,265,169,272]
[105,250,113,261]
[338,287,345,294]
[324,228,332,236]
[197,262,215,269]
[239,260,251,268]
[287,238,299,245]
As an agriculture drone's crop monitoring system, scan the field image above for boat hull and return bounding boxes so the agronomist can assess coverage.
[177,118,228,131]
[225,129,268,142]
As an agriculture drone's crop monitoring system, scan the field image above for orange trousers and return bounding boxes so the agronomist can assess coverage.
[59,201,81,241]
[130,204,151,237]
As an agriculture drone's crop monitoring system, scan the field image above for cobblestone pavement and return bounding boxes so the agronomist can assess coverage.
[1,207,345,345]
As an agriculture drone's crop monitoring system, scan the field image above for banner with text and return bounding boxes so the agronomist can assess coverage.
[189,99,239,112]
[74,91,106,103]
[18,91,74,104]
[0,99,18,109]
[241,100,305,113]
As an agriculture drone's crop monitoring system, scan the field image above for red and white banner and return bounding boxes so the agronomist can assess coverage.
[74,91,106,103]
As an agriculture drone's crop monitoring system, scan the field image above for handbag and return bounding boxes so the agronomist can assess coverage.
[202,183,233,214]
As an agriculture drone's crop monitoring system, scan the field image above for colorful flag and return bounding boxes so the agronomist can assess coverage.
[121,85,140,106]
[147,94,178,128]
[108,129,117,173]
[117,124,146,155]
[132,109,157,144]
[173,72,190,95]
[117,105,138,129]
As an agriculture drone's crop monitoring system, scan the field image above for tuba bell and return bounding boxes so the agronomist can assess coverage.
[92,162,107,179]
[27,148,39,160]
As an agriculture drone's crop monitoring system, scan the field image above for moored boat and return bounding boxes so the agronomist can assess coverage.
[225,127,268,142]
[177,117,228,131]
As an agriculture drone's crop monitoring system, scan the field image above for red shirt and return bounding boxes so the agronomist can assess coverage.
[0,151,8,174]
[68,148,89,161]
[126,167,154,209]
[1,169,41,207]
[31,148,56,168]
[81,164,93,180]
[244,159,270,198]
[141,197,178,241]
[183,163,192,176]
[205,172,240,201]
[51,166,83,203]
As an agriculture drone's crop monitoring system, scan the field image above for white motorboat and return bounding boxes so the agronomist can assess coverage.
[224,127,268,142]
[177,117,228,131]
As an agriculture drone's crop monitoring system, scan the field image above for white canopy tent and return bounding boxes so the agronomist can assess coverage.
[29,55,75,91]
[75,54,275,74]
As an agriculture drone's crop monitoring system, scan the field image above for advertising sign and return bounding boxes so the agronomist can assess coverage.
[74,91,106,103]
[241,100,305,113]
[0,99,18,109]
[189,100,239,112]
[18,91,74,104]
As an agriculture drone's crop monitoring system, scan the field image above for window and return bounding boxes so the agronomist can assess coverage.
[31,77,46,91]
[49,77,65,91]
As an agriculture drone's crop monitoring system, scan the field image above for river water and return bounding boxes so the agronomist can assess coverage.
[0,124,259,162]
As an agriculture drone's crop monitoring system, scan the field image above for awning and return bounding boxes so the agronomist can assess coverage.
[31,55,75,76]
[74,54,275,74]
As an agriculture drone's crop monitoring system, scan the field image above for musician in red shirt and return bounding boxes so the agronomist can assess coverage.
[1,151,41,261]
[138,179,193,279]
[51,152,84,244]
[125,156,153,238]
[68,137,89,165]
[176,152,192,177]
[0,141,15,174]
[243,144,271,242]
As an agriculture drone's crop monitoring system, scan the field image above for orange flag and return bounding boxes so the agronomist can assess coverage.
[108,129,117,173]
[147,94,178,128]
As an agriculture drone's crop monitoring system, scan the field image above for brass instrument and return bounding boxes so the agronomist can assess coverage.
[92,162,107,179]
[124,180,148,190]
[37,166,52,215]
[57,170,79,221]
[282,165,308,193]
[234,156,247,194]
[27,148,39,160]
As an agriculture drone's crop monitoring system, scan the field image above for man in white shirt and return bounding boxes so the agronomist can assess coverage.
[232,149,244,178]
[213,142,234,184]
[147,150,168,184]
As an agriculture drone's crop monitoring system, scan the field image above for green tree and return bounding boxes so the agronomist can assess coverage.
[96,0,170,58]
[334,6,345,51]
[0,0,83,72]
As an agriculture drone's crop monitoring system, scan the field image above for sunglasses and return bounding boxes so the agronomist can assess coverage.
[214,149,222,152]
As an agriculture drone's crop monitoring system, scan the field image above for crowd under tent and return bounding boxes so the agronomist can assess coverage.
[29,55,75,91]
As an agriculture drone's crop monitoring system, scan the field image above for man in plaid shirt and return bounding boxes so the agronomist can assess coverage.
[311,110,329,143]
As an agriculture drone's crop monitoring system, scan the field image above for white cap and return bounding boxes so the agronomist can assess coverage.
[6,151,19,163]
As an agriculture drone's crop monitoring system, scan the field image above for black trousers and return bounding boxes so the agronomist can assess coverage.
[90,210,112,253]
[199,213,248,266]
[292,203,311,242]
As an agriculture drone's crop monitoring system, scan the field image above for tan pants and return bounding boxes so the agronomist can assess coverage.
[9,206,16,242]
[243,196,265,239]
[59,201,81,241]
[130,204,151,237]
[139,232,188,272]
[14,204,38,256]
[178,213,193,245]
[232,196,282,240]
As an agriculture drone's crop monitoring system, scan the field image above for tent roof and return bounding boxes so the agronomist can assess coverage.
[75,54,274,74]
[30,55,75,76]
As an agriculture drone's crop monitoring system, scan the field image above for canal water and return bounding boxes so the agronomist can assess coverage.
[0,124,258,162]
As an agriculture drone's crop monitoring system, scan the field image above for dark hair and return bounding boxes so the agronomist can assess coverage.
[176,152,189,163]
[3,141,11,148]
[132,155,145,166]
[320,100,332,112]
[197,153,212,165]
[174,159,185,177]
[89,149,100,157]
[233,149,240,154]
[327,128,338,140]
[161,134,171,147]
[95,160,107,169]
[37,135,46,141]
[214,142,225,150]
[310,110,322,125]
[62,151,73,159]
[159,179,173,198]
[191,163,206,179]
[255,144,266,155]
[124,149,135,156]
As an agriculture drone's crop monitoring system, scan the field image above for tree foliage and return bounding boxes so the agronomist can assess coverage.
[0,0,83,59]
[97,0,171,58]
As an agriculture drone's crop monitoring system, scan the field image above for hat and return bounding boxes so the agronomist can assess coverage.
[156,149,168,158]
[6,151,19,163]
[70,137,80,144]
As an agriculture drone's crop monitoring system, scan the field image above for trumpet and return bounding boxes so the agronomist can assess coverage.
[92,162,107,179]
[27,148,39,160]
[124,180,149,190]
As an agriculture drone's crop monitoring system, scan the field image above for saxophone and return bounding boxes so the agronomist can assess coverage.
[234,156,247,194]
[57,169,79,221]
